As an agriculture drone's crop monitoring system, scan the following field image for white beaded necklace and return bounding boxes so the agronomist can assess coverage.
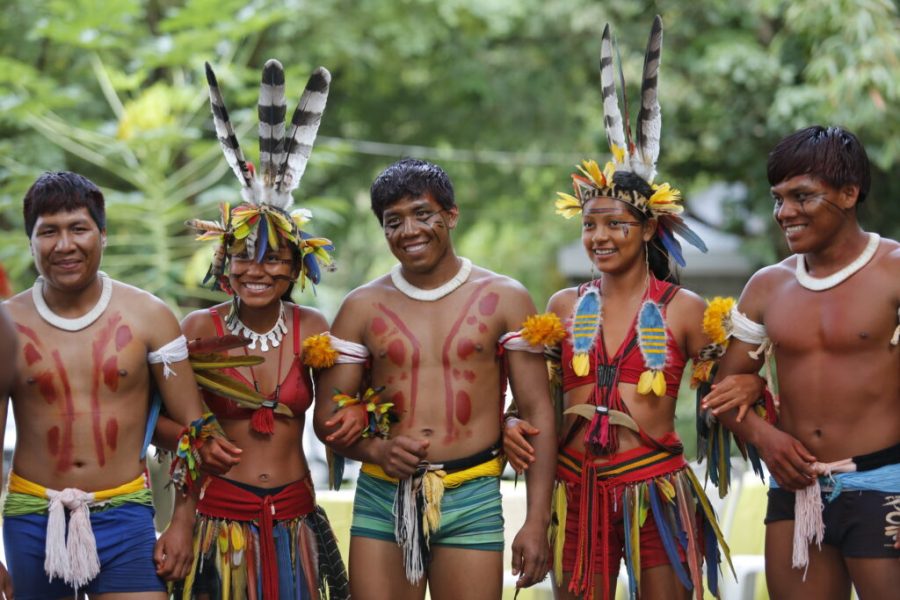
[226,301,287,351]
[390,257,472,302]
[32,271,113,331]
[795,233,880,291]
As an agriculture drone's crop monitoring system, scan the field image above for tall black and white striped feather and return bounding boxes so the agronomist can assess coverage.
[204,62,253,190]
[599,25,629,171]
[634,15,663,183]
[258,59,287,188]
[275,66,331,198]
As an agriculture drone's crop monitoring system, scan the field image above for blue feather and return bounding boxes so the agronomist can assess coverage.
[303,253,321,284]
[666,214,708,253]
[648,481,693,590]
[657,226,686,267]
[141,391,162,460]
[637,301,666,370]
[255,216,270,262]
[622,491,638,600]
[572,287,601,354]
[704,519,719,597]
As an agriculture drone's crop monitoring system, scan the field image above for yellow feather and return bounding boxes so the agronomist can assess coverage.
[637,370,654,394]
[652,370,666,396]
[573,353,590,377]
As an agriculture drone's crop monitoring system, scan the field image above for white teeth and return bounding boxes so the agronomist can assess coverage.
[404,243,427,252]
[593,248,616,255]
[785,225,806,233]
[244,283,270,291]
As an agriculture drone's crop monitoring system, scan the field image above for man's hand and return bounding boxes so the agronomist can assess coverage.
[756,428,817,491]
[503,418,538,474]
[701,374,766,422]
[154,512,195,582]
[198,436,242,475]
[510,519,550,590]
[324,405,367,448]
[0,561,13,600]
[375,436,429,479]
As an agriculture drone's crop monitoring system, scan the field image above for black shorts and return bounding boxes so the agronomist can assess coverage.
[766,487,900,558]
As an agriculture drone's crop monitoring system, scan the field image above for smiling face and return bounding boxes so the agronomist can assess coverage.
[30,207,106,293]
[581,196,654,275]
[381,192,459,274]
[770,174,858,254]
[227,244,298,309]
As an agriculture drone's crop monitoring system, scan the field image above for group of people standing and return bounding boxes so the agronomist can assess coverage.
[0,15,897,600]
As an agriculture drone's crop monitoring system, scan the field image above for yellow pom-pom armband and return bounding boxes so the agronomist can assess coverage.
[302,333,339,369]
[521,312,567,347]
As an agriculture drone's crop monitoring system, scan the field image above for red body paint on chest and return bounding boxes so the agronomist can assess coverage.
[478,292,499,316]
[102,357,119,391]
[391,391,405,415]
[371,317,388,336]
[387,339,406,366]
[50,350,75,472]
[463,370,476,382]
[455,390,472,425]
[376,304,421,423]
[47,426,60,456]
[24,343,42,366]
[90,314,123,466]
[441,281,492,440]
[35,372,57,404]
[115,325,132,351]
[457,338,476,360]
[106,418,119,451]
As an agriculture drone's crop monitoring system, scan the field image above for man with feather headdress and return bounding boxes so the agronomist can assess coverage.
[703,126,900,598]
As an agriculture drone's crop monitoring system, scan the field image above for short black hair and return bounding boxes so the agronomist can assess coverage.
[23,171,106,237]
[370,158,456,224]
[767,126,871,204]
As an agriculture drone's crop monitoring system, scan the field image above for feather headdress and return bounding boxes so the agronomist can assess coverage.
[554,16,707,267]
[189,59,334,292]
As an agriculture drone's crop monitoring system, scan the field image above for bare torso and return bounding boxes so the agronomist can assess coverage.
[346,268,530,461]
[5,281,167,491]
[759,242,900,461]
[182,302,327,487]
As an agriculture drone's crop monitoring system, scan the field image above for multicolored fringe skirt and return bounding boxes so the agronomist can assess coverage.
[554,443,732,600]
[176,476,349,600]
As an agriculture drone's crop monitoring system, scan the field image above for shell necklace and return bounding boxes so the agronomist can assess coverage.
[795,233,879,291]
[32,271,113,331]
[390,257,472,301]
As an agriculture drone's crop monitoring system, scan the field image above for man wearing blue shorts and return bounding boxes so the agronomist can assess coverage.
[0,172,239,599]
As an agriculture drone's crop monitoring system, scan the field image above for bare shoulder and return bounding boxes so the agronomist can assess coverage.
[295,303,329,336]
[181,302,228,339]
[330,276,392,338]
[111,280,182,346]
[470,265,536,310]
[2,288,35,323]
[668,286,706,316]
[547,286,578,317]
[737,260,793,317]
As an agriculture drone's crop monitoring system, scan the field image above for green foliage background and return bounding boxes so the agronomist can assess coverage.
[1,0,898,319]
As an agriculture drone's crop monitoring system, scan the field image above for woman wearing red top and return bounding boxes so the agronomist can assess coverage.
[504,18,763,600]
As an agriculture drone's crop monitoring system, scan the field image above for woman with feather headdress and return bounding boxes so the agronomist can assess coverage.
[503,17,764,600]
[167,59,349,600]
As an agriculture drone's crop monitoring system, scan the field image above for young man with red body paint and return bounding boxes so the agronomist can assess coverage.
[0,172,240,600]
[314,158,556,599]
[703,126,900,599]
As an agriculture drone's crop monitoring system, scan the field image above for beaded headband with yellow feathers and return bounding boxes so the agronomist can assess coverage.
[555,16,707,266]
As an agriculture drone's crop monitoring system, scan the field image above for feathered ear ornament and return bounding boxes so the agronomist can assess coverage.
[570,286,602,377]
[636,300,668,396]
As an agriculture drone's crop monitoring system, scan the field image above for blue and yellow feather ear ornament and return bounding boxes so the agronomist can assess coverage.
[636,301,668,396]
[570,287,602,376]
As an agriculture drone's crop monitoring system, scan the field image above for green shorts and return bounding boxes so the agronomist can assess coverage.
[350,472,505,551]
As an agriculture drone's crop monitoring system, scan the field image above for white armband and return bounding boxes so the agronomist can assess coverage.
[148,335,189,379]
[729,307,768,345]
[498,331,543,353]
[329,333,371,364]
